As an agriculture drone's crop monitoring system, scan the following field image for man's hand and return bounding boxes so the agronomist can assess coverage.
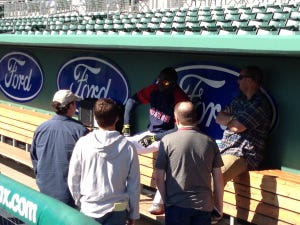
[122,124,131,137]
[138,135,156,147]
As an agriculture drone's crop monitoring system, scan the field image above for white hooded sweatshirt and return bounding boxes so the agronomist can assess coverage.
[68,130,140,220]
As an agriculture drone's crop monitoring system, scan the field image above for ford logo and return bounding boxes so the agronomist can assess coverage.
[176,63,277,139]
[0,52,44,102]
[57,56,129,105]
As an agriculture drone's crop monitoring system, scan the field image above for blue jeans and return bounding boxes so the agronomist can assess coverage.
[94,210,128,225]
[165,205,211,225]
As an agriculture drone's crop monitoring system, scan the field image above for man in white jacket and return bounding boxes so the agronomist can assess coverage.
[68,98,140,225]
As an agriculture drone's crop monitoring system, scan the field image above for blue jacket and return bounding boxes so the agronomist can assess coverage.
[30,114,88,206]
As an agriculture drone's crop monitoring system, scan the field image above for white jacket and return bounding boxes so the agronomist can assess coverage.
[68,130,140,220]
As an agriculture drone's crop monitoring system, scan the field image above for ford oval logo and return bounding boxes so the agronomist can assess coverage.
[176,63,277,139]
[57,56,129,105]
[0,52,44,102]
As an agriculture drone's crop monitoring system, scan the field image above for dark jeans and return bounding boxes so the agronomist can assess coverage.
[94,210,128,225]
[165,205,211,225]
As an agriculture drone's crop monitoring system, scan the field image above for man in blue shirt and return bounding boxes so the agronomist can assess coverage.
[30,89,89,207]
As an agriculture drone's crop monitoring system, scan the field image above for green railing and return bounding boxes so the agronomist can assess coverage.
[0,174,100,225]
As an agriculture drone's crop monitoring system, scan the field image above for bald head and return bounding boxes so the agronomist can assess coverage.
[174,101,198,127]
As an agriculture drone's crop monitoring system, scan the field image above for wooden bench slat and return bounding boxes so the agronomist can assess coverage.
[0,115,38,132]
[0,142,33,168]
[0,128,33,144]
[223,202,291,225]
[225,181,300,214]
[0,121,34,140]
[224,191,300,224]
[233,171,300,200]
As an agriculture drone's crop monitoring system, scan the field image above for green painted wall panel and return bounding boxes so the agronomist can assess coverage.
[0,45,299,172]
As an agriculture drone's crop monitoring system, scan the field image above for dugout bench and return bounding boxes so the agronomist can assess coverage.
[1,102,300,225]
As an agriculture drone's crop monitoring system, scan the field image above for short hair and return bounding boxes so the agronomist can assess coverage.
[51,101,74,115]
[243,66,263,85]
[174,101,198,126]
[94,98,119,128]
[158,67,178,83]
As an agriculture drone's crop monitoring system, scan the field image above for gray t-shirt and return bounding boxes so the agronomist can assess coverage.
[155,129,223,212]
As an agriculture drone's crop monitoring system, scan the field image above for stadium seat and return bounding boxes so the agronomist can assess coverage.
[171,21,187,34]
[240,12,257,20]
[290,11,300,20]
[216,19,233,27]
[173,16,186,23]
[269,19,287,28]
[225,12,241,20]
[231,19,248,27]
[251,5,266,13]
[273,11,290,20]
[219,25,238,35]
[212,13,226,21]
[279,27,300,35]
[255,12,273,21]
[248,19,269,27]
[236,25,257,35]
[285,18,300,29]
[200,19,217,28]
[201,26,220,35]
[156,22,172,35]
[161,16,174,23]
[256,25,279,35]
[266,4,283,13]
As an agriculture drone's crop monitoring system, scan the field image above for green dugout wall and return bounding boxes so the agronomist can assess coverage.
[0,35,299,173]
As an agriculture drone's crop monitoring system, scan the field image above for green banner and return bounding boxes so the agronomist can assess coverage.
[0,174,100,225]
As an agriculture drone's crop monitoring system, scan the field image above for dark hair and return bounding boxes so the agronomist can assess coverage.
[51,101,74,115]
[175,101,198,126]
[243,66,263,85]
[158,67,178,83]
[94,98,119,128]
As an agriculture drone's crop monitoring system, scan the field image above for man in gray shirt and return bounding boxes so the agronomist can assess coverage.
[155,101,224,225]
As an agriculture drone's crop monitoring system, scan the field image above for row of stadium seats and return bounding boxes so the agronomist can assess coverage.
[1,3,300,35]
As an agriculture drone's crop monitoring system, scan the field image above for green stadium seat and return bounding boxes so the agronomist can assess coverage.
[201,26,220,35]
[218,26,238,35]
[224,6,239,14]
[273,11,290,20]
[255,12,273,21]
[216,19,233,28]
[156,22,172,35]
[266,4,283,13]
[290,11,300,20]
[200,19,216,28]
[86,24,95,35]
[67,24,77,35]
[251,5,266,13]
[212,13,225,21]
[282,4,298,12]
[225,12,241,20]
[285,18,300,27]
[256,25,279,35]
[279,27,300,35]
[268,19,287,28]
[185,15,198,22]
[198,14,213,21]
[187,10,198,17]
[238,6,252,14]
[240,12,256,20]
[236,25,257,35]
[124,23,136,33]
[161,16,173,23]
[173,16,186,23]
[76,24,86,35]
[151,17,162,23]
[248,19,269,27]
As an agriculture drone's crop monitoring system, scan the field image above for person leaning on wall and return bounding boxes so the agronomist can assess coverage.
[68,98,140,225]
[30,89,89,207]
[214,66,273,223]
[155,101,224,225]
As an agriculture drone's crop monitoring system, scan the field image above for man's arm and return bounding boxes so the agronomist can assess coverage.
[212,167,224,216]
[216,111,247,133]
[155,168,166,203]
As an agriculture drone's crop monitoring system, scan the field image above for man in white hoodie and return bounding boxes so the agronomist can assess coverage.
[68,98,140,225]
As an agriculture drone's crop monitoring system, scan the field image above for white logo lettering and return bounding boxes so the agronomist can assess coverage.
[70,63,111,98]
[0,185,37,223]
[179,74,225,127]
[4,58,32,91]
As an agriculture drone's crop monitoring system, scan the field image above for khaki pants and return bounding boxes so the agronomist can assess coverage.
[221,154,248,186]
